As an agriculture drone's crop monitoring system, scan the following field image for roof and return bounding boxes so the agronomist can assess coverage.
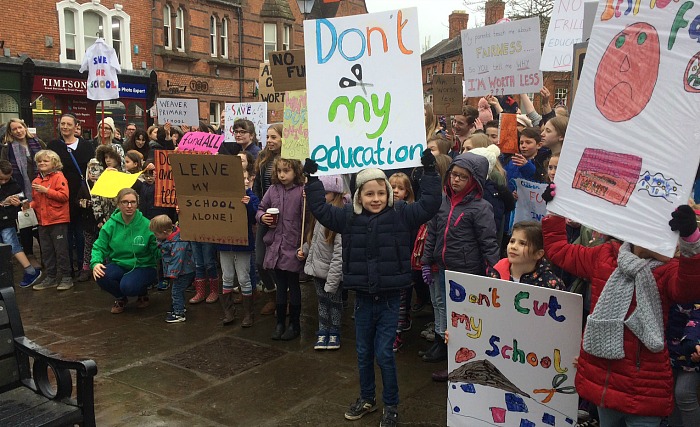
[260,0,295,20]
[422,34,462,64]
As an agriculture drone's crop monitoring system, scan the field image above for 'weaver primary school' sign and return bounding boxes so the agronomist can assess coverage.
[304,8,426,175]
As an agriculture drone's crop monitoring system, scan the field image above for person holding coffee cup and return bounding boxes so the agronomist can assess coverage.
[256,157,306,341]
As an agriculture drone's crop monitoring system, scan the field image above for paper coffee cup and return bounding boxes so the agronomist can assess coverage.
[266,208,280,227]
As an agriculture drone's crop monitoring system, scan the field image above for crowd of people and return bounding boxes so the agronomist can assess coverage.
[0,87,699,427]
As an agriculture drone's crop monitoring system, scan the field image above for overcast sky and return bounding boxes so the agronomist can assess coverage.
[364,0,486,50]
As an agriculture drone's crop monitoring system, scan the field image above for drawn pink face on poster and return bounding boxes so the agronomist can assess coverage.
[594,22,659,122]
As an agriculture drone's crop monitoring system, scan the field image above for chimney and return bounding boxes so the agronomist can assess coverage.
[485,0,506,26]
[448,10,469,40]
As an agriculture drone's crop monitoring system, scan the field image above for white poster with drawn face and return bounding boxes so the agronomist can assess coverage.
[547,0,700,257]
[304,8,426,175]
[446,271,582,427]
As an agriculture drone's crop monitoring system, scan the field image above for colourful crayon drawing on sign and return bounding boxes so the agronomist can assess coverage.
[684,51,700,92]
[637,171,681,201]
[572,148,642,206]
[282,90,309,160]
[594,22,659,122]
[446,271,582,426]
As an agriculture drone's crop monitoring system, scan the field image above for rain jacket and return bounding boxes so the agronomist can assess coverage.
[30,171,70,226]
[421,153,500,274]
[158,226,195,278]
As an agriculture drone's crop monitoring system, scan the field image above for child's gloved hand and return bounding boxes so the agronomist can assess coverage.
[302,158,318,177]
[421,149,436,173]
[542,183,556,204]
[421,265,433,286]
[669,205,698,237]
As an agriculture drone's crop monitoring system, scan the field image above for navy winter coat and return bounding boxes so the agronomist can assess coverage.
[306,170,441,294]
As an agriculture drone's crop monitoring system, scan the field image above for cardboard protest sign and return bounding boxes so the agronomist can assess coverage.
[223,102,267,143]
[156,98,199,126]
[446,271,582,427]
[462,17,542,97]
[548,1,700,257]
[514,179,548,223]
[568,42,587,110]
[91,170,141,198]
[282,90,309,160]
[498,113,519,154]
[269,49,306,92]
[154,150,176,208]
[258,63,285,113]
[304,8,426,175]
[432,74,464,115]
[177,131,224,154]
[170,153,248,245]
[540,0,585,71]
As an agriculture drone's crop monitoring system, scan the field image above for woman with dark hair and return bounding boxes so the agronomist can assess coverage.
[47,113,96,276]
[1,118,45,258]
[91,188,158,313]
[124,129,150,161]
[233,119,261,159]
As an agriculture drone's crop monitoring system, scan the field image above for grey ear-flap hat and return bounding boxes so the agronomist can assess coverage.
[352,168,394,214]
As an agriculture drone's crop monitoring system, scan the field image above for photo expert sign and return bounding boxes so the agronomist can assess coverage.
[170,154,248,245]
[446,271,582,427]
[304,8,426,175]
[462,17,543,97]
[548,0,700,257]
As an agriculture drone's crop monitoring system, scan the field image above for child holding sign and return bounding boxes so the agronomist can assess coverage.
[303,150,441,426]
[542,189,700,426]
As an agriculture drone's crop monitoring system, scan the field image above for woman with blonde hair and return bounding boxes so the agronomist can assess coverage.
[424,103,442,140]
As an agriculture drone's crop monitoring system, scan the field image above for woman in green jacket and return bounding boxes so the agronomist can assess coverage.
[91,188,159,314]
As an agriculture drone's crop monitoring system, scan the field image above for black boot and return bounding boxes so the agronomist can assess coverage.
[418,341,439,357]
[271,304,287,340]
[281,305,301,340]
[422,337,447,362]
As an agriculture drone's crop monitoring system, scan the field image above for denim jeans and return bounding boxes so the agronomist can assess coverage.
[192,242,218,279]
[596,406,662,427]
[669,369,700,427]
[220,251,252,294]
[354,291,401,406]
[96,264,157,299]
[0,226,23,254]
[429,269,447,339]
[171,272,195,314]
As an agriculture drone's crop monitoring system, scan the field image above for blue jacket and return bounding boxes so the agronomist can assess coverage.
[306,170,442,294]
[667,302,700,371]
[158,226,195,278]
[218,189,259,252]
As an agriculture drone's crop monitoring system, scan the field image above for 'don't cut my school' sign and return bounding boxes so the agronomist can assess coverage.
[304,8,426,175]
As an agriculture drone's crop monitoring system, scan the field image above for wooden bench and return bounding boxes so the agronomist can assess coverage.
[0,244,97,426]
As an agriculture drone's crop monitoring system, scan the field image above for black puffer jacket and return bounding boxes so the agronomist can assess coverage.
[306,170,441,294]
[422,153,500,274]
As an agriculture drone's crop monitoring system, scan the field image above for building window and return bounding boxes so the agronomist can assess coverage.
[555,87,568,102]
[210,16,217,56]
[264,23,277,61]
[221,18,228,58]
[64,9,77,60]
[56,0,133,69]
[451,61,457,74]
[426,68,431,83]
[0,94,19,125]
[283,25,291,50]
[175,7,185,52]
[163,5,171,50]
[433,65,437,76]
[209,102,221,126]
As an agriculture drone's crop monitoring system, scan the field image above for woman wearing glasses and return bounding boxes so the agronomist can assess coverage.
[91,188,159,314]
[233,119,261,159]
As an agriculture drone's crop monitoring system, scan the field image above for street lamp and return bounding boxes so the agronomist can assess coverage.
[296,0,316,20]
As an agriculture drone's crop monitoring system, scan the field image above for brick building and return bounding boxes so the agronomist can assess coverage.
[421,1,572,112]
[0,0,367,141]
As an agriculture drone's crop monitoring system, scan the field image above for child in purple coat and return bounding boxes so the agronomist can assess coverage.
[256,158,305,340]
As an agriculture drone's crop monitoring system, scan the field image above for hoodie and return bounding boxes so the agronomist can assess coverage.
[90,208,159,270]
[421,153,500,274]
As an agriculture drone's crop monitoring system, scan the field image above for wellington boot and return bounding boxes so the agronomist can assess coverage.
[241,295,254,327]
[271,323,285,340]
[281,305,301,340]
[220,292,237,325]
[260,290,276,315]
[422,337,447,362]
[189,278,207,304]
[206,277,219,303]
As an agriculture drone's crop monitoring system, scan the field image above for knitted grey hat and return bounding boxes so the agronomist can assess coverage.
[353,168,393,214]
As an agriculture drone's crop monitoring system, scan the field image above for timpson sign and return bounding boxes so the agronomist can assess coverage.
[33,75,147,99]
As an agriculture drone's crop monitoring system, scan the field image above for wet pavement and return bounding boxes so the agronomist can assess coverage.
[11,264,447,426]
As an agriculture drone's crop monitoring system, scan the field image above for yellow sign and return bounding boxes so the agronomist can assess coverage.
[91,170,142,198]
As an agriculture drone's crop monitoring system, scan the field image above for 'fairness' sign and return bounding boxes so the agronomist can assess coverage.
[304,8,426,175]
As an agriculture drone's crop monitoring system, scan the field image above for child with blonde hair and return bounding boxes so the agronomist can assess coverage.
[29,150,72,290]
